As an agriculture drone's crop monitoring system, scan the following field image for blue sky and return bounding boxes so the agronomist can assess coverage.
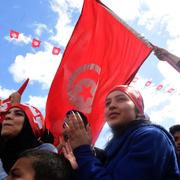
[0,0,180,147]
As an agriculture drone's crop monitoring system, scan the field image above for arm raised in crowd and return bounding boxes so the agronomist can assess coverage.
[9,91,21,104]
[153,46,180,73]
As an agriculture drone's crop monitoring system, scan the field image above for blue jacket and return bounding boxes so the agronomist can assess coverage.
[73,120,180,180]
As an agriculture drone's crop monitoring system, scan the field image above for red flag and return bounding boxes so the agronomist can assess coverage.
[10,30,20,39]
[167,88,175,93]
[52,47,61,55]
[132,76,139,83]
[0,78,29,123]
[156,84,163,91]
[45,0,152,144]
[145,80,152,87]
[32,39,41,48]
[17,78,29,95]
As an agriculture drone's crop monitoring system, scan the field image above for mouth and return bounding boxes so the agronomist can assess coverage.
[108,112,120,119]
[2,123,13,128]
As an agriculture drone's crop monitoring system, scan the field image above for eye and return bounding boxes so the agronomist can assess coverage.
[174,137,179,142]
[105,101,111,107]
[14,110,25,117]
[15,112,24,116]
[9,170,21,178]
[6,111,11,115]
[116,96,128,102]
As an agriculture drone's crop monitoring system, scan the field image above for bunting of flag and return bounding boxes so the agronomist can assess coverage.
[8,29,60,55]
[10,30,20,39]
[32,38,41,48]
[131,76,179,95]
[52,47,61,55]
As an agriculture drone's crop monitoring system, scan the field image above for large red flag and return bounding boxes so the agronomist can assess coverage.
[45,0,153,144]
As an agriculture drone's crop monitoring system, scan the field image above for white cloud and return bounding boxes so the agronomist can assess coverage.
[0,86,14,99]
[4,33,32,45]
[102,0,142,21]
[26,95,47,111]
[33,23,53,36]
[9,48,62,89]
[131,75,180,129]
[49,0,83,47]
[157,61,180,89]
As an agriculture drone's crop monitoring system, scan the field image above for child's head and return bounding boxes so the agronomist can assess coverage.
[7,150,73,180]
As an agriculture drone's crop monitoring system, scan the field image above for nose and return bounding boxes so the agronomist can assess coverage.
[108,100,118,111]
[176,140,180,145]
[4,111,14,120]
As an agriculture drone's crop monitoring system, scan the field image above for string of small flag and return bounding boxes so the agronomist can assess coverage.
[131,76,180,96]
[9,30,61,55]
[6,31,180,96]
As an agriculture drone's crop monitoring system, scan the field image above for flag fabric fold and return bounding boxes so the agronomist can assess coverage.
[45,0,153,144]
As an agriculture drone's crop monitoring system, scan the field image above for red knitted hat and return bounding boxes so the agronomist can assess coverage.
[107,85,144,114]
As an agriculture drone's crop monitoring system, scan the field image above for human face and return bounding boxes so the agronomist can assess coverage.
[173,131,180,155]
[1,107,25,139]
[6,157,35,180]
[105,90,136,129]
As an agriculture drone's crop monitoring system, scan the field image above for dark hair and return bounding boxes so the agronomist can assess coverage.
[169,125,180,136]
[40,128,54,144]
[65,109,89,128]
[19,150,73,180]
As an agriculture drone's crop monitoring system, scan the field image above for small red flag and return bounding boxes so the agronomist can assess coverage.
[17,78,29,95]
[45,0,152,144]
[52,47,61,55]
[32,39,41,48]
[132,77,139,83]
[156,84,163,91]
[145,80,152,87]
[167,88,175,93]
[10,30,20,39]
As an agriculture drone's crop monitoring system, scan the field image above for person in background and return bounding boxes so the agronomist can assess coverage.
[0,103,57,174]
[59,110,106,170]
[63,85,180,180]
[153,45,180,73]
[0,91,21,179]
[169,124,180,166]
[6,150,73,180]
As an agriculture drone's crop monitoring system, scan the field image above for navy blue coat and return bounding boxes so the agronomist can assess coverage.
[73,120,180,180]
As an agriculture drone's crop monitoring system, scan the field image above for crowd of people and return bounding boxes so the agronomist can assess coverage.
[0,46,180,179]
